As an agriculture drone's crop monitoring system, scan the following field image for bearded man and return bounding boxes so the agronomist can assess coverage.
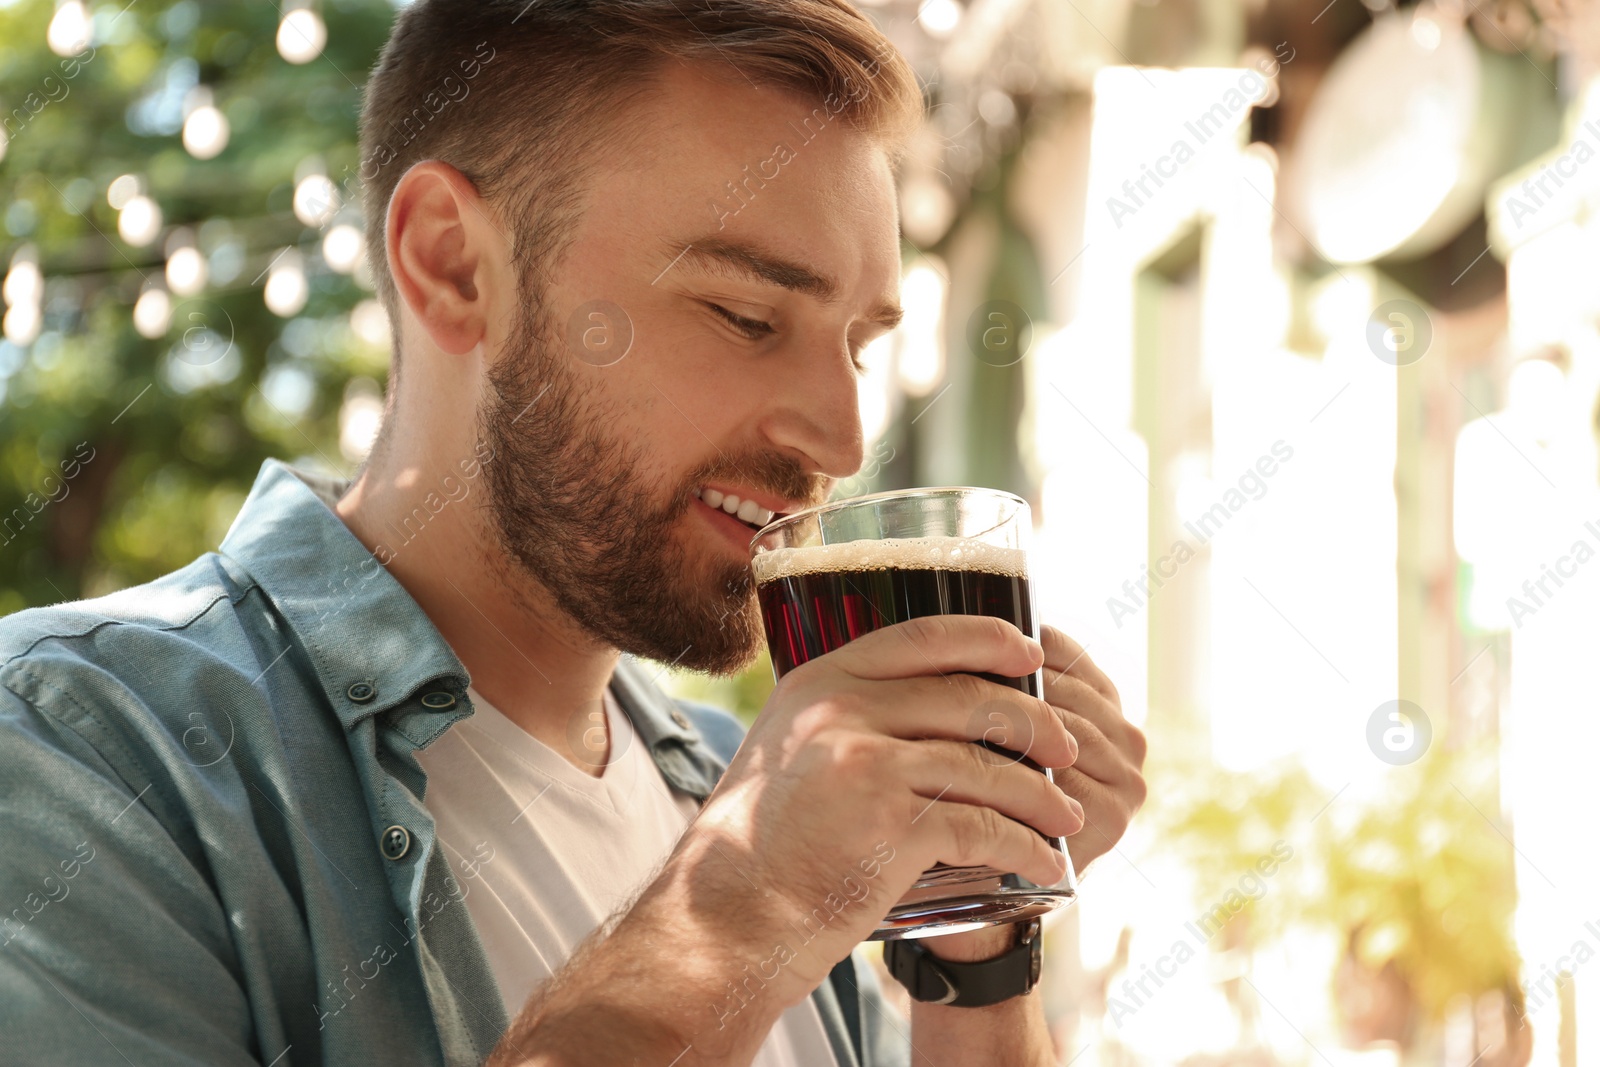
[0,2,1145,1065]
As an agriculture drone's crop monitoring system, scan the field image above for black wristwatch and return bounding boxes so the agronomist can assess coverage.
[883,919,1042,1008]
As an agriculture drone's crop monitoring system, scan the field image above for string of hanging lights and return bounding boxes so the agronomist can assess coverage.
[2,0,356,354]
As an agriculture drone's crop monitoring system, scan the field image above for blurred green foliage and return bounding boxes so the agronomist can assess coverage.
[1312,746,1521,1020]
[1146,748,1328,945]
[1150,742,1521,1026]
[664,649,778,725]
[0,0,397,614]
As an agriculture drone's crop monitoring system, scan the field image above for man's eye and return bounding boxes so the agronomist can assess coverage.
[707,302,775,340]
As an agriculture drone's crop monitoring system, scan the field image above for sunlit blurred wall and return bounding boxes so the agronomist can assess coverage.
[1017,60,1410,1062]
[1483,75,1600,1067]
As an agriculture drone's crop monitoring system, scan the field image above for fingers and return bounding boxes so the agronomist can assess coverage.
[869,673,1077,770]
[1053,764,1144,872]
[1040,625,1117,700]
[1047,678,1144,781]
[1040,629,1146,773]
[1032,631,1146,877]
[824,614,1044,683]
[898,738,1085,841]
[912,799,1071,889]
[1051,763,1145,829]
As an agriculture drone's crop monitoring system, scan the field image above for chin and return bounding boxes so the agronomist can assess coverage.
[681,597,767,677]
[608,546,764,678]
[690,646,765,679]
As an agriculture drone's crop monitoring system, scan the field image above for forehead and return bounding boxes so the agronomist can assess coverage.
[574,62,903,298]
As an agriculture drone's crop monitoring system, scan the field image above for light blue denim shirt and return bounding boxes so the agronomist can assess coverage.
[0,459,906,1067]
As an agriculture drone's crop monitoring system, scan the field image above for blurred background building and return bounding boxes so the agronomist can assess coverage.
[3,0,1598,1063]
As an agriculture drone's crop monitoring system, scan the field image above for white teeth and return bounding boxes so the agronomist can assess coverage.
[698,489,776,527]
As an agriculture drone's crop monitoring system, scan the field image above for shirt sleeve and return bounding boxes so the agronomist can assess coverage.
[846,950,912,1067]
[0,685,262,1067]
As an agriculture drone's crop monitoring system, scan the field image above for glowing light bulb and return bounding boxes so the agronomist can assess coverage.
[133,288,172,338]
[264,249,308,317]
[3,262,43,307]
[293,174,339,227]
[46,0,92,57]
[322,224,363,274]
[107,174,140,211]
[339,384,385,462]
[1411,14,1442,51]
[277,8,327,65]
[166,246,208,297]
[183,105,230,160]
[917,0,961,39]
[118,195,163,247]
[3,302,40,345]
[349,299,389,347]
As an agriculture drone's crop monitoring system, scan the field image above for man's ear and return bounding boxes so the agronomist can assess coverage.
[385,160,508,356]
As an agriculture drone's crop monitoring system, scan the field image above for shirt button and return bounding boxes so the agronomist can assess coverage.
[380,825,411,860]
[347,681,377,704]
[420,691,457,710]
[671,709,690,729]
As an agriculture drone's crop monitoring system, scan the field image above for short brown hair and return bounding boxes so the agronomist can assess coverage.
[358,0,924,353]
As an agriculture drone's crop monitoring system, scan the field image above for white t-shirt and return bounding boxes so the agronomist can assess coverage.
[415,685,838,1066]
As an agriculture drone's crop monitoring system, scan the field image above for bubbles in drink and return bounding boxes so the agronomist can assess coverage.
[753,535,1033,690]
[750,535,1028,584]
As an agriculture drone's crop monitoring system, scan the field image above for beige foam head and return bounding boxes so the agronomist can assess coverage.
[750,535,1028,584]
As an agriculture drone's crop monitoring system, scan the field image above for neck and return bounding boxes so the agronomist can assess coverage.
[336,434,618,772]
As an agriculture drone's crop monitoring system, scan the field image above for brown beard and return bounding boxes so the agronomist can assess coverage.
[478,298,825,675]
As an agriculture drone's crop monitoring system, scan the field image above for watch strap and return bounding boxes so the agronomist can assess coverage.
[883,919,1042,1008]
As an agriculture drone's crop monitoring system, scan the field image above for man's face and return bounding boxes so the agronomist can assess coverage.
[479,64,905,674]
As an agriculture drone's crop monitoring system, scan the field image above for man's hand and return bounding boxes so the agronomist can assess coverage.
[688,614,1084,993]
[492,614,1084,1066]
[1039,624,1146,877]
[911,626,1144,1067]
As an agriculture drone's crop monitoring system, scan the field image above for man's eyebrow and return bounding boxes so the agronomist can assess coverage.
[662,236,905,329]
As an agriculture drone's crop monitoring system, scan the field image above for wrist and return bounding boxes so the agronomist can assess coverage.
[922,922,1020,963]
[904,923,1052,1067]
[886,919,1041,1011]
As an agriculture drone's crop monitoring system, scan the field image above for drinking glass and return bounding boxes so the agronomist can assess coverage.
[750,487,1076,940]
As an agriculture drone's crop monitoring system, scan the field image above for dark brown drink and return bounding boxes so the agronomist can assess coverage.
[761,543,1036,684]
[750,497,1075,939]
[754,537,1042,765]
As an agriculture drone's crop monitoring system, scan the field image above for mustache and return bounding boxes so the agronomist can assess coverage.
[682,451,828,513]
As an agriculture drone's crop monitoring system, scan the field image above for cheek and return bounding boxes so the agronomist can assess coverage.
[593,371,712,500]
[624,338,764,456]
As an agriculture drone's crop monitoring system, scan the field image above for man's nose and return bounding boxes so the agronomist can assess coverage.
[760,340,865,482]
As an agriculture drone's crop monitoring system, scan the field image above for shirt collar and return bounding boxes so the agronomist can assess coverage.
[219,460,712,768]
[219,459,469,731]
[610,654,724,797]
[611,653,700,748]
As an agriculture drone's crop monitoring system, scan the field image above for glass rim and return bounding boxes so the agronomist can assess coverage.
[750,484,1028,543]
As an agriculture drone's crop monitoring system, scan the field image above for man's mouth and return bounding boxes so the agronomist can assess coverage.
[691,487,785,532]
